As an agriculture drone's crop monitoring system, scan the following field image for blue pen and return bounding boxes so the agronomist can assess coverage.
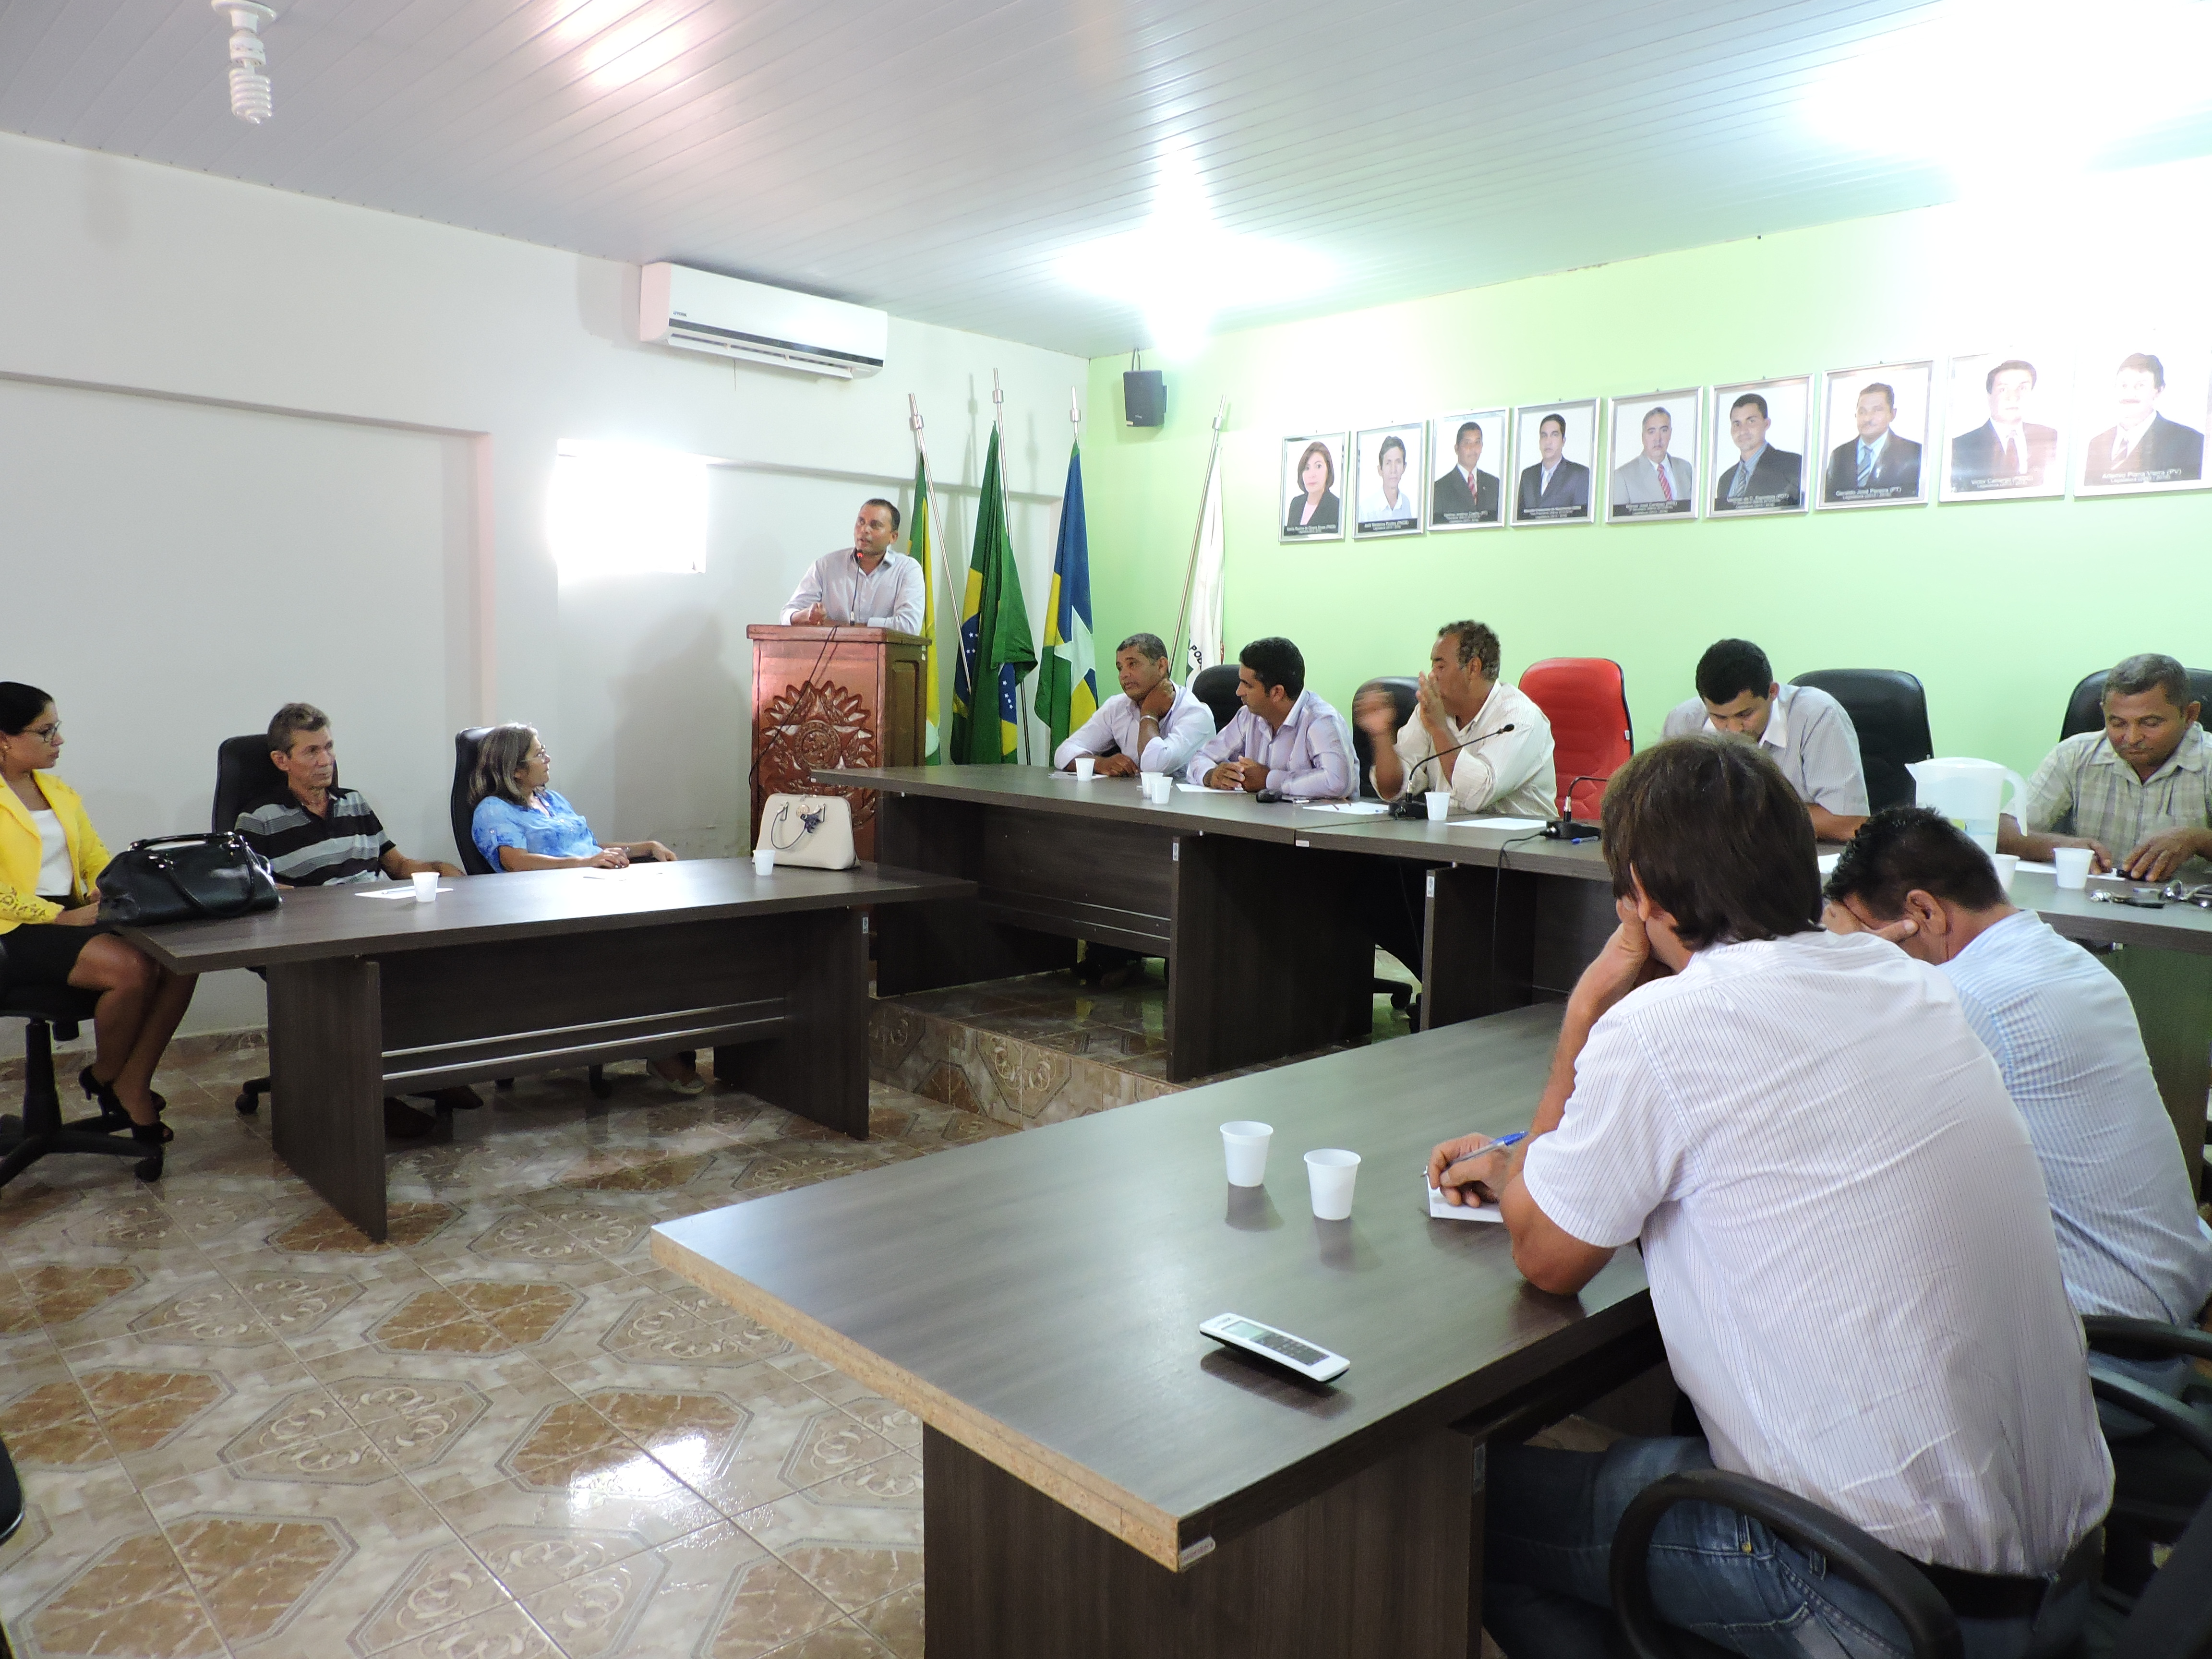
[1481,1132,1526,1153]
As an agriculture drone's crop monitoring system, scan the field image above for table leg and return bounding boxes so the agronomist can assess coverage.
[2101,943,2212,1194]
[716,908,871,1140]
[266,957,388,1241]
[923,1425,1479,1659]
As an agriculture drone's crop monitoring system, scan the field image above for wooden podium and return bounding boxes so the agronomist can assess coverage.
[748,625,927,863]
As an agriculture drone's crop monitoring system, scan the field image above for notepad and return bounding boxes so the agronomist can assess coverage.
[1298,801,1389,816]
[1446,816,1551,831]
[1426,1174,1503,1223]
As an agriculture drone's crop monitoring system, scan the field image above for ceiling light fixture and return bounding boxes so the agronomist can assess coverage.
[211,1,276,125]
[1055,141,1334,360]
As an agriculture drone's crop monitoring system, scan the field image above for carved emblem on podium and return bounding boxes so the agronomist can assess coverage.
[757,679,879,826]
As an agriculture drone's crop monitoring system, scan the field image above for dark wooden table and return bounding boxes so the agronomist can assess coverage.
[120,860,971,1239]
[655,1004,1659,1659]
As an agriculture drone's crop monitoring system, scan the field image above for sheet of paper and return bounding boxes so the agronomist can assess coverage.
[354,886,441,900]
[1176,782,1238,793]
[580,868,631,880]
[1298,801,1389,816]
[1447,816,1551,831]
[1426,1174,1503,1223]
[1817,853,1840,876]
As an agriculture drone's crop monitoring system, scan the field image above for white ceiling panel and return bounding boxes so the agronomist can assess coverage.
[3,0,2210,355]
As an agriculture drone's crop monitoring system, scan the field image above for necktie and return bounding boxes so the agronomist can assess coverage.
[1856,444,1875,489]
[1656,461,1673,502]
[1730,460,1752,499]
[2111,435,2132,470]
[2002,435,2020,477]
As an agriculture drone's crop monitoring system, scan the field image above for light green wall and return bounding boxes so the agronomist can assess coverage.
[1080,157,2212,781]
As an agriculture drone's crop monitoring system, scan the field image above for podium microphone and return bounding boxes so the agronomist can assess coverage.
[1385,724,1516,817]
[1543,774,1610,841]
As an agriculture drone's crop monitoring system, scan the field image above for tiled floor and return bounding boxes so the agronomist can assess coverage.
[0,1043,1007,1659]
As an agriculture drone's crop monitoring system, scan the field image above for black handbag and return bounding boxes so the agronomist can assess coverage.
[95,832,279,926]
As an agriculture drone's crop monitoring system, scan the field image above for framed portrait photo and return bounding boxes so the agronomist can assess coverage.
[1817,361,1935,509]
[2073,340,2209,498]
[1708,376,1811,516]
[1352,422,1427,538]
[1604,390,1701,523]
[1939,351,2069,502]
[1427,409,1508,530]
[1280,433,1349,542]
[1509,400,1599,526]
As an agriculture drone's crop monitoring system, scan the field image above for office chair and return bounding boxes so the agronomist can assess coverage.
[1609,1368,2212,1659]
[1348,678,1419,799]
[1190,664,1242,734]
[0,940,162,1188]
[1519,658,1633,821]
[2060,668,2212,742]
[2083,1315,2212,1598]
[211,734,287,1116]
[451,728,610,1100]
[1791,670,1933,814]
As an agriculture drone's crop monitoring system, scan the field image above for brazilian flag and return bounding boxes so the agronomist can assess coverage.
[950,427,1035,763]
[1033,441,1097,753]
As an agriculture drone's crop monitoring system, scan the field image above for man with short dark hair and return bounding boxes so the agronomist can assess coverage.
[781,498,924,630]
[1431,420,1500,525]
[1660,639,1869,840]
[2082,353,2205,486]
[1824,807,2212,1348]
[1951,359,2059,491]
[2003,651,2212,879]
[1822,380,1922,502]
[1431,737,2111,1659]
[1185,637,1353,798]
[1052,632,1215,778]
[1515,412,1590,517]
[1711,391,1802,511]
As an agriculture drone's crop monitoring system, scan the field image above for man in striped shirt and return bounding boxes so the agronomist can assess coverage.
[1430,736,2110,1659]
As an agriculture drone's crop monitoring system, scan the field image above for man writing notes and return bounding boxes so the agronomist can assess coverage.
[1607,406,1693,513]
[1711,391,1802,511]
[1052,633,1215,777]
[1821,380,1922,503]
[2000,652,2212,879]
[1430,737,2111,1659]
[1661,638,1869,841]
[1515,412,1590,517]
[780,498,924,631]
[1824,808,2212,1413]
[1185,637,1354,799]
[1431,420,1501,525]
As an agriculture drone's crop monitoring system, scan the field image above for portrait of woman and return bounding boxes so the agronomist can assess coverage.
[1280,434,1346,541]
[1353,422,1425,537]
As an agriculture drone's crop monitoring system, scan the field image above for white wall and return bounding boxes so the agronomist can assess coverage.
[0,130,1085,1038]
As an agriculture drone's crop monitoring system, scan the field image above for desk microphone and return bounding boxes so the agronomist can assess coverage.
[1386,724,1516,818]
[1543,774,1610,841]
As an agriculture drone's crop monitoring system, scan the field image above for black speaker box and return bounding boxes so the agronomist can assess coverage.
[1123,370,1166,428]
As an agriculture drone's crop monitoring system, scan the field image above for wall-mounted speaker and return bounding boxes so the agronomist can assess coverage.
[1123,369,1166,428]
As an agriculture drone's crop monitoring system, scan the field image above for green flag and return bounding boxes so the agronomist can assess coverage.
[950,426,1035,763]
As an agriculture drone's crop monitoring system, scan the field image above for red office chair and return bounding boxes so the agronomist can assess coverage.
[1519,658,1633,822]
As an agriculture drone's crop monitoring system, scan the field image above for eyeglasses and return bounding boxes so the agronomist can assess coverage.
[21,722,60,744]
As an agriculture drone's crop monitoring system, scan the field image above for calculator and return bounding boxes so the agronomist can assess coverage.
[1199,1313,1349,1382]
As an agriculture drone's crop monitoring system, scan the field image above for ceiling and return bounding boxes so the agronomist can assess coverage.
[5,0,2211,357]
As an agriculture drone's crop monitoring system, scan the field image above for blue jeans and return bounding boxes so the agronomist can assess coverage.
[1483,1437,2084,1659]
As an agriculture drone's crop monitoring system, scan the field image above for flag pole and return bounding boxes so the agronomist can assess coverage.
[1170,395,1230,671]
[908,394,973,695]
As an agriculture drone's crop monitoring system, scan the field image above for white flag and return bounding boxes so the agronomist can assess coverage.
[1186,447,1226,676]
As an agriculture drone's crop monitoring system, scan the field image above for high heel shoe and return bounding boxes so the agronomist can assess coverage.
[130,1119,165,1182]
[81,1067,172,1142]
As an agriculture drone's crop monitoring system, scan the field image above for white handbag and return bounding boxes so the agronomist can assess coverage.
[756,794,858,869]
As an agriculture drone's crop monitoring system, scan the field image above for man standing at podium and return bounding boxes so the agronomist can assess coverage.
[781,498,925,632]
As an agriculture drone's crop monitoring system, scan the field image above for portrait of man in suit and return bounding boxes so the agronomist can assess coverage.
[1513,409,1593,523]
[1822,377,1925,506]
[1711,389,1805,513]
[1948,358,2061,497]
[2081,353,2206,492]
[1431,417,1502,527]
[1607,401,1696,519]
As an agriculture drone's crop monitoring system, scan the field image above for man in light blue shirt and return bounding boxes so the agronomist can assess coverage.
[1824,808,2212,1355]
[1052,632,1214,777]
[1185,637,1354,800]
[781,499,926,632]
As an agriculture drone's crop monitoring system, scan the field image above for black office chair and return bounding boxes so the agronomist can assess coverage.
[0,940,162,1188]
[211,734,286,1117]
[451,728,610,1100]
[1190,664,1242,733]
[1610,1369,2212,1659]
[1348,677,1419,800]
[1790,670,1931,815]
[2084,1315,2212,1597]
[2060,668,2212,742]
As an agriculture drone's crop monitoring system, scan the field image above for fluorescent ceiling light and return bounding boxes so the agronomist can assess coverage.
[548,441,708,580]
[1054,142,1334,358]
[1806,0,2212,193]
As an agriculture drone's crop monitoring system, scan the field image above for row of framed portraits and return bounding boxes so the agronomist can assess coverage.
[1279,344,2212,539]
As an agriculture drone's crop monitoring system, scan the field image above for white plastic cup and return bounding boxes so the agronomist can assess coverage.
[1073,756,1096,781]
[1424,790,1451,822]
[2053,847,2092,890]
[1303,1149,1360,1220]
[753,847,775,877]
[411,871,438,903]
[1147,773,1174,804]
[1991,853,2020,893]
[1221,1121,1273,1187]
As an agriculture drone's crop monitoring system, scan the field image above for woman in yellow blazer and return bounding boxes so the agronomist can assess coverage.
[2,683,195,1161]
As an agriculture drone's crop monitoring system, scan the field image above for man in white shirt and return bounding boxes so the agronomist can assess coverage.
[1660,638,1869,840]
[780,499,926,632]
[1430,736,2110,1659]
[1357,434,1418,525]
[1053,633,1215,778]
[1823,806,2212,1396]
[1185,637,1354,800]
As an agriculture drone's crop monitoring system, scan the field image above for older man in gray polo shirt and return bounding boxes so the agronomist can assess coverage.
[1660,637,1869,841]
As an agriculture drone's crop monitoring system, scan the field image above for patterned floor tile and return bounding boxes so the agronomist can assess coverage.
[60,1332,347,1489]
[665,1376,902,1525]
[433,1471,724,1600]
[854,1583,923,1659]
[0,1361,117,1474]
[761,1620,895,1658]
[8,1525,228,1659]
[734,1457,924,1615]
[520,1522,836,1659]
[0,1464,179,1636]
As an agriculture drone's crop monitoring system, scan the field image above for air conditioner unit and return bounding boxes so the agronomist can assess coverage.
[638,263,885,379]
